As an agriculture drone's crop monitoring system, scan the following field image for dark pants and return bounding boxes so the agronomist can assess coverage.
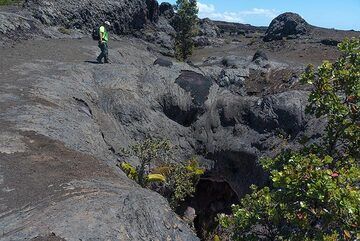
[97,42,109,63]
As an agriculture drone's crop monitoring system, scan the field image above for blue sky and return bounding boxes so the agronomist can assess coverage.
[159,0,360,30]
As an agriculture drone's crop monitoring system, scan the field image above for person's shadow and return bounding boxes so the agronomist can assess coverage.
[84,60,101,64]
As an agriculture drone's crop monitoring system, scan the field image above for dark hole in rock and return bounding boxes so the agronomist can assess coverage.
[179,179,239,241]
[161,95,199,127]
[207,150,267,197]
[219,108,236,127]
[162,102,199,127]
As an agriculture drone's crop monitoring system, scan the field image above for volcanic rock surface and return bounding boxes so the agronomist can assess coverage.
[0,1,359,240]
[24,0,156,33]
[264,12,310,41]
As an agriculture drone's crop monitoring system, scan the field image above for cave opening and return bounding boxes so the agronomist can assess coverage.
[180,178,239,241]
[162,102,199,127]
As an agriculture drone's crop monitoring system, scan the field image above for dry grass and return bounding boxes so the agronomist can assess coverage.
[58,27,71,35]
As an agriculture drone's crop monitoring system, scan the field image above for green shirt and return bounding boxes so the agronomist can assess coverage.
[99,26,109,42]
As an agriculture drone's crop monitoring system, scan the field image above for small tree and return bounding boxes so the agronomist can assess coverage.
[119,139,204,209]
[220,38,360,241]
[119,139,172,187]
[152,157,204,208]
[173,0,199,61]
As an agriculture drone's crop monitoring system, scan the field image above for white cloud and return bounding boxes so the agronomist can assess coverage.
[241,8,278,18]
[197,2,278,24]
[197,2,216,14]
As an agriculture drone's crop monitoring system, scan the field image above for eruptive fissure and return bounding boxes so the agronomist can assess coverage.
[183,178,239,241]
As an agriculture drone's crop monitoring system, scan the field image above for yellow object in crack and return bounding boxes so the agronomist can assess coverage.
[147,174,166,182]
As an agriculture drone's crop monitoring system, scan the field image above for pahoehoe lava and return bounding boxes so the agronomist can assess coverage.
[0,0,358,240]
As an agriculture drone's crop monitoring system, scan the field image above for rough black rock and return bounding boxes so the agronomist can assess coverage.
[198,18,220,37]
[175,70,213,107]
[0,38,200,241]
[23,0,156,34]
[194,36,212,47]
[146,0,160,23]
[218,69,247,95]
[154,57,173,67]
[321,39,340,46]
[252,50,268,63]
[1,3,348,239]
[248,91,308,136]
[0,11,42,46]
[213,20,267,36]
[264,12,310,41]
[159,2,175,19]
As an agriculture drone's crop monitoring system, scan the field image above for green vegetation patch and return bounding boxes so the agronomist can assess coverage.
[219,38,360,241]
[0,0,22,6]
[118,138,204,209]
[58,27,71,35]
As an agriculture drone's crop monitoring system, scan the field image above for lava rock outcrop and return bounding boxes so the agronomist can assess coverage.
[24,0,156,34]
[264,12,310,41]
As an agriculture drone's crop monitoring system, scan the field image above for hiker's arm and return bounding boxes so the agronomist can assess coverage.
[100,32,104,43]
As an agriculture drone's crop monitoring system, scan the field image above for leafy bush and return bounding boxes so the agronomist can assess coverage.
[153,158,204,208]
[119,139,172,187]
[220,38,360,241]
[118,139,204,209]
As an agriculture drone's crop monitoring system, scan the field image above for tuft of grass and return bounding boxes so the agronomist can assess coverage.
[0,0,23,6]
[58,27,71,35]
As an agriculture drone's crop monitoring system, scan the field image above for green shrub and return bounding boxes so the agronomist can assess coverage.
[118,139,204,209]
[119,138,172,187]
[220,38,360,241]
[155,158,204,208]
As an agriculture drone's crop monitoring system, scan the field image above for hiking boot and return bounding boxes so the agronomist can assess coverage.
[96,57,103,64]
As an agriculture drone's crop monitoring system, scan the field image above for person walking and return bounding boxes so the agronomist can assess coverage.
[97,21,111,64]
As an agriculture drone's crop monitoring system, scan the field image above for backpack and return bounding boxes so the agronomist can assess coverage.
[92,26,100,41]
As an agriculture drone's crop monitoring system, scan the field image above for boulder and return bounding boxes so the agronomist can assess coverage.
[155,16,176,36]
[0,11,44,46]
[175,70,213,107]
[220,55,250,69]
[193,36,211,47]
[198,18,220,37]
[140,29,175,51]
[154,57,173,67]
[252,50,268,63]
[217,69,248,95]
[146,0,160,23]
[159,2,175,19]
[321,39,340,46]
[248,91,309,136]
[264,12,310,41]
